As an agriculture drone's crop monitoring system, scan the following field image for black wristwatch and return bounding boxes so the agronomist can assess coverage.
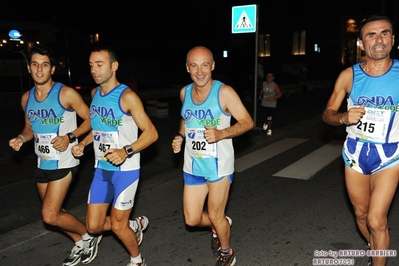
[123,145,134,158]
[66,132,77,143]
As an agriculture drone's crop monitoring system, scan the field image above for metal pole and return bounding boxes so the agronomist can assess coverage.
[253,4,259,128]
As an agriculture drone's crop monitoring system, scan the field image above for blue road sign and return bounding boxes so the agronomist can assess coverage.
[231,4,257,34]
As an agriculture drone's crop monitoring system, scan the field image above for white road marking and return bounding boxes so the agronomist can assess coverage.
[273,140,343,180]
[234,138,308,172]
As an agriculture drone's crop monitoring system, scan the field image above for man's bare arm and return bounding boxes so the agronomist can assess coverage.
[322,68,353,126]
[206,85,254,143]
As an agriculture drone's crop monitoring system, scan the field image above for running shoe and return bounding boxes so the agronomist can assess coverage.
[62,245,83,266]
[81,235,103,264]
[126,258,147,266]
[211,216,232,255]
[216,249,236,266]
[267,129,272,136]
[133,216,149,245]
[262,123,268,130]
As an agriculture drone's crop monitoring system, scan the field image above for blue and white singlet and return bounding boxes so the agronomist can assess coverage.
[25,82,79,170]
[90,84,140,171]
[181,80,234,179]
[342,59,399,174]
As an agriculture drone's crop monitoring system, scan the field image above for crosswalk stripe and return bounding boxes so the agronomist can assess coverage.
[234,138,308,172]
[272,140,343,180]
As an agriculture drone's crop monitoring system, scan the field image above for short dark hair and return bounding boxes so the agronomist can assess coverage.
[28,44,56,66]
[90,43,119,63]
[358,15,394,40]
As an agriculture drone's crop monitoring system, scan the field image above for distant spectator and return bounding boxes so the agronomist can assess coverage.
[258,72,282,136]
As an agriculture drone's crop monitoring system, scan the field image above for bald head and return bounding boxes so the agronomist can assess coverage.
[186,46,214,64]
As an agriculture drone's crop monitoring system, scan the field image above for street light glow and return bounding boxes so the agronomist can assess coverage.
[9,29,22,39]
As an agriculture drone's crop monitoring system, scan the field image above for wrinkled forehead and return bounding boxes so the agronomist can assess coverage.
[361,20,393,36]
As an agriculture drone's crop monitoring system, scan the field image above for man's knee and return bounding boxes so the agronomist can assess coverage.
[367,214,387,233]
[184,215,201,227]
[86,219,104,234]
[353,205,368,220]
[42,211,60,226]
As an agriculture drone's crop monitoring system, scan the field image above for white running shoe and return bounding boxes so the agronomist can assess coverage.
[131,216,149,246]
[126,258,147,266]
[62,245,83,266]
[81,235,103,264]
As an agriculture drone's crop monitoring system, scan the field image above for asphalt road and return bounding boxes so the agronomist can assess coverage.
[3,88,397,265]
[0,88,331,233]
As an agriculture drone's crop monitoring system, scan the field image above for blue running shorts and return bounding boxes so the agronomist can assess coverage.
[183,171,233,185]
[342,137,399,174]
[88,168,140,210]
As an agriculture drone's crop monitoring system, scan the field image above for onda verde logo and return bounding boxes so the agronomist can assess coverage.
[27,108,64,124]
[357,95,399,111]
[183,108,220,126]
[91,105,122,126]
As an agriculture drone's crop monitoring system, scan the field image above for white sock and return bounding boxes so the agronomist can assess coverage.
[75,240,84,249]
[130,254,142,263]
[82,233,92,241]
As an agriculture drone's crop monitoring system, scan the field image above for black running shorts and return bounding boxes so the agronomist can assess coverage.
[34,165,79,183]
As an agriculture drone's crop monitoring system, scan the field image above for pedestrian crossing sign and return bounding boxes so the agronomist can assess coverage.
[232,4,257,34]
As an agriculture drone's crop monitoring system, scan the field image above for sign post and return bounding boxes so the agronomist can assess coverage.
[232,4,259,128]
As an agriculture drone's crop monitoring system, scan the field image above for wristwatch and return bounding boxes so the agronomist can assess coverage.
[66,132,77,143]
[123,145,134,158]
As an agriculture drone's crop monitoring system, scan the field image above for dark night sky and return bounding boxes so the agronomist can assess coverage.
[2,0,398,86]
[2,1,221,39]
[2,0,397,43]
